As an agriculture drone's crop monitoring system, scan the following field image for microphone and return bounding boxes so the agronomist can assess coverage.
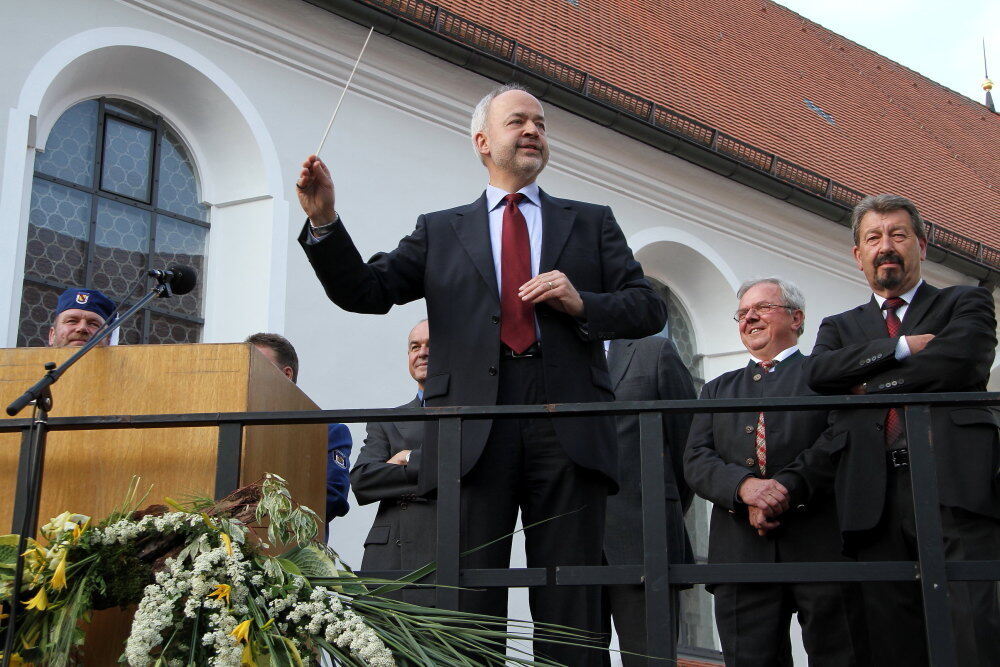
[148,265,198,295]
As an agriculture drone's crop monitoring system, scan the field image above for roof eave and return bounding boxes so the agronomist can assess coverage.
[304,0,999,288]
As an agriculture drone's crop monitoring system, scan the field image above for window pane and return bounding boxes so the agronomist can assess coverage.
[105,99,158,126]
[149,312,200,344]
[25,179,91,285]
[34,100,98,186]
[157,128,207,221]
[101,117,153,202]
[115,311,144,345]
[153,216,207,318]
[92,198,150,297]
[17,282,62,347]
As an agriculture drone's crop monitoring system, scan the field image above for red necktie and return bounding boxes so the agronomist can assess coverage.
[883,297,907,445]
[755,360,776,475]
[499,194,536,354]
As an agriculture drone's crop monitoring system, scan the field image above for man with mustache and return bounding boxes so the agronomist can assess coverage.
[296,84,665,665]
[806,194,1000,666]
[47,288,115,348]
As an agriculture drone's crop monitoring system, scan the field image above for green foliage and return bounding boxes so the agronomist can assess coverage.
[256,473,319,546]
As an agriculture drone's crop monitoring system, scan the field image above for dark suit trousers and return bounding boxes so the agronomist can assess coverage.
[713,579,865,667]
[459,355,609,666]
[854,464,1000,667]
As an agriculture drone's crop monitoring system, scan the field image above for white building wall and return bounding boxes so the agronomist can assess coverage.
[1,0,996,662]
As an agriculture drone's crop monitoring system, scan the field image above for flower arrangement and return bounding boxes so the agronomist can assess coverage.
[0,475,593,665]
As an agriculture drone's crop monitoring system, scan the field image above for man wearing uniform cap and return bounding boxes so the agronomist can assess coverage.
[48,289,116,348]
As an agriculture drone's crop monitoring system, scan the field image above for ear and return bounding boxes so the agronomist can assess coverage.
[473,131,490,158]
[918,235,927,261]
[852,245,864,272]
[282,366,294,381]
[791,309,805,332]
[47,326,55,346]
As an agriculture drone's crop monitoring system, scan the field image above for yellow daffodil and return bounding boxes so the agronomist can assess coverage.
[220,532,233,556]
[23,587,48,611]
[51,550,68,590]
[0,652,26,665]
[208,583,231,605]
[231,619,252,643]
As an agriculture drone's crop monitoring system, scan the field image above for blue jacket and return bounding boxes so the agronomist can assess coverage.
[326,423,353,523]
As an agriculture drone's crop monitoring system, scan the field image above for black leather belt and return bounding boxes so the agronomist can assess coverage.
[887,448,909,468]
[501,343,542,358]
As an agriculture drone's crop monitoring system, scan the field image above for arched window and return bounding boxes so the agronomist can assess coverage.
[17,98,208,347]
[648,278,704,388]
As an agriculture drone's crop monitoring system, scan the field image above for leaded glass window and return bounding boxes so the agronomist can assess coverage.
[18,98,208,347]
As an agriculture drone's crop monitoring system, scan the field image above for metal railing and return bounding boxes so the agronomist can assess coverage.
[4,392,1000,665]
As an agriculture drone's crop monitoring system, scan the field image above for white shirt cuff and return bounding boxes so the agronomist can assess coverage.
[895,336,912,360]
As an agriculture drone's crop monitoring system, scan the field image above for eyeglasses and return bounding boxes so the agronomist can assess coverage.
[734,303,795,322]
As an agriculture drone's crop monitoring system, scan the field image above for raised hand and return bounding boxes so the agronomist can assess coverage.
[296,155,337,226]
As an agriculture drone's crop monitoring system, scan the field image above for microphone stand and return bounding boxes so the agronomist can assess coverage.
[1,274,178,666]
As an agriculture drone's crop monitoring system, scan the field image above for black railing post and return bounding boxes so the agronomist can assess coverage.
[214,422,244,500]
[638,411,674,664]
[435,417,462,610]
[905,404,957,667]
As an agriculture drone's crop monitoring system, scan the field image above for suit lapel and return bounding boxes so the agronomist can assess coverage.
[900,282,939,335]
[539,190,577,272]
[610,339,637,389]
[391,397,423,448]
[452,194,499,303]
[854,296,890,339]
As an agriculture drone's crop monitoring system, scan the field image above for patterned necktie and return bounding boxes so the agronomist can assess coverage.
[499,193,536,354]
[882,297,907,445]
[755,360,777,476]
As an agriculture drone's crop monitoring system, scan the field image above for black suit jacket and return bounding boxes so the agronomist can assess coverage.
[300,190,666,493]
[604,337,696,567]
[806,283,999,534]
[351,398,437,605]
[684,352,845,565]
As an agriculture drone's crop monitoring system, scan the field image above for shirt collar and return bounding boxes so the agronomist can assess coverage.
[486,182,541,212]
[749,345,799,366]
[872,279,923,308]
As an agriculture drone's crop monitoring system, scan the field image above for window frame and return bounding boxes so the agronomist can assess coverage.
[23,97,208,344]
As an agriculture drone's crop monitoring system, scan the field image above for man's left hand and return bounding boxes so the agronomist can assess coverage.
[519,271,584,318]
[386,450,410,465]
[748,506,780,536]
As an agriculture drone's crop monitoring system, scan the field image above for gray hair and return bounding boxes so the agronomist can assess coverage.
[737,277,806,336]
[469,83,533,159]
[850,194,926,245]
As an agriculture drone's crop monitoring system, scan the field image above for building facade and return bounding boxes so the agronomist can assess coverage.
[2,0,996,662]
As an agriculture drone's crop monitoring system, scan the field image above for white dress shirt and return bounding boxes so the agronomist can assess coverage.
[485,182,543,293]
[872,279,923,360]
[749,345,799,369]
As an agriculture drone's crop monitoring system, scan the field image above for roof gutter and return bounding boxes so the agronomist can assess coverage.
[304,0,999,289]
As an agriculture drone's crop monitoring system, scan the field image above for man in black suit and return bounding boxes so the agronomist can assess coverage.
[602,335,696,665]
[685,278,867,667]
[806,193,1000,666]
[296,84,666,665]
[351,320,435,606]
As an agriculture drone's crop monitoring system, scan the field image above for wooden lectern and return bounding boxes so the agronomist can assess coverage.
[0,343,327,661]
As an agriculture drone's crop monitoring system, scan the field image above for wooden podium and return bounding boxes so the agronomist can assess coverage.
[0,343,327,661]
[0,342,327,531]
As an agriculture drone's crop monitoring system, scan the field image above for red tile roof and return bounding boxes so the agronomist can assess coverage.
[427,0,1000,249]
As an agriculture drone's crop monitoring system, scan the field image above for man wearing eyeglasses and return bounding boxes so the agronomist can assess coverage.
[685,277,867,667]
[806,194,999,667]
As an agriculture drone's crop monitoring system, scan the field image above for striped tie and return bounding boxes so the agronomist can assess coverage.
[755,360,777,476]
[882,297,907,445]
